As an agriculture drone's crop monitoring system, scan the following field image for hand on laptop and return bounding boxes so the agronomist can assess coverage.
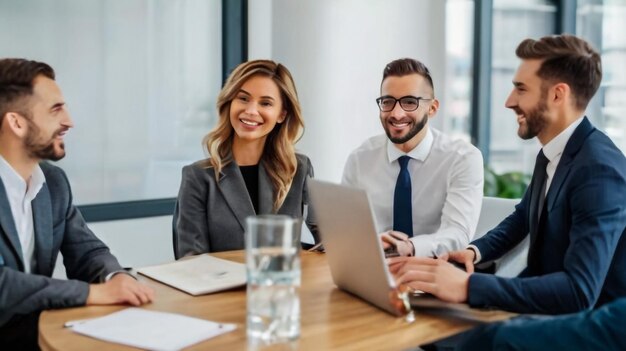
[437,249,476,273]
[387,256,470,303]
[380,230,414,257]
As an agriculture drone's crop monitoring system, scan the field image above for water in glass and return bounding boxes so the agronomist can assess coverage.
[247,246,301,342]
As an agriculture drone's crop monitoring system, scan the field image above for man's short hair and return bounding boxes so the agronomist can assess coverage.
[516,34,601,110]
[381,58,434,93]
[0,58,55,122]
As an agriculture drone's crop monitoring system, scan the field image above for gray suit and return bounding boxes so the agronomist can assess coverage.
[0,162,122,327]
[174,153,318,258]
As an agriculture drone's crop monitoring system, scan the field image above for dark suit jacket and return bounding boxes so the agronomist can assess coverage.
[0,162,123,327]
[174,153,318,257]
[468,117,626,314]
[457,297,626,350]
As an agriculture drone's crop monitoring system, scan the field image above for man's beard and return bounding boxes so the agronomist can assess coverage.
[517,91,549,140]
[384,112,428,145]
[24,123,66,161]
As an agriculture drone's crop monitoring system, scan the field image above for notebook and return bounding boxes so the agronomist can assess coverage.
[137,254,246,296]
[307,179,516,322]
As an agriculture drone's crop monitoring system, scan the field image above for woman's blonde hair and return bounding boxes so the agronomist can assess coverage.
[202,60,304,212]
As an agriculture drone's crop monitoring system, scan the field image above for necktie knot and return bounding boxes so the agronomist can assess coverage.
[398,155,411,169]
[536,150,549,168]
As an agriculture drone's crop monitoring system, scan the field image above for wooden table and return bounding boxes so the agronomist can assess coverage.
[40,251,491,350]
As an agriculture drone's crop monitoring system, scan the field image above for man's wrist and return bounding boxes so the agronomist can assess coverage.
[466,245,481,264]
[105,270,135,282]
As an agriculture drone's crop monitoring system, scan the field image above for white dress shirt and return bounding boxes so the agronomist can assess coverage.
[0,156,45,274]
[542,117,584,194]
[342,127,484,257]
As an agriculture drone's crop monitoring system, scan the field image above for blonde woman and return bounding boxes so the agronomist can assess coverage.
[173,60,318,257]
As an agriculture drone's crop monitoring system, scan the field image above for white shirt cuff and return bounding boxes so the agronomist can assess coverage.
[409,237,437,257]
[104,270,136,282]
[467,244,482,264]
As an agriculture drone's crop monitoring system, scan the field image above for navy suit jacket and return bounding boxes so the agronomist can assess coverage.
[468,117,626,314]
[0,162,122,327]
[457,297,626,350]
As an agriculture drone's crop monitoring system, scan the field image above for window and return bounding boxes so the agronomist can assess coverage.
[0,0,222,205]
[488,0,557,175]
[443,0,475,141]
[577,0,626,152]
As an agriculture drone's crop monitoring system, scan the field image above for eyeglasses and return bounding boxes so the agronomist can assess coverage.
[376,95,433,112]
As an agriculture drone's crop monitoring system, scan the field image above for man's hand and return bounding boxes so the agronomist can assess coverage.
[87,274,155,306]
[380,230,414,257]
[439,249,476,273]
[387,256,470,303]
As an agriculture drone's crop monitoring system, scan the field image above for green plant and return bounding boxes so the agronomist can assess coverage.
[484,167,531,199]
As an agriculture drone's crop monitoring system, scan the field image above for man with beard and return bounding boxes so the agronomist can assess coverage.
[389,34,626,316]
[0,58,154,350]
[342,58,484,258]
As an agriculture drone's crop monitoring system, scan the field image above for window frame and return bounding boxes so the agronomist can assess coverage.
[471,0,575,165]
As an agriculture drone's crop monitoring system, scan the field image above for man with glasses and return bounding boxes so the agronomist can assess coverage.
[342,58,483,258]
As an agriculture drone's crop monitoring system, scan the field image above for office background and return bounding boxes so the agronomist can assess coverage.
[1,0,624,269]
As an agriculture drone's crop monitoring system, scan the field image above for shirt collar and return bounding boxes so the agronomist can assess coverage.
[27,164,45,201]
[386,127,434,163]
[0,155,46,201]
[542,116,584,163]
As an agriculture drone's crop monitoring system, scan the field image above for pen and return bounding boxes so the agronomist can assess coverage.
[307,242,324,252]
[63,318,94,328]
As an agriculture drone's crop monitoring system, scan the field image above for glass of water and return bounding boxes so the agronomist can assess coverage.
[245,215,302,344]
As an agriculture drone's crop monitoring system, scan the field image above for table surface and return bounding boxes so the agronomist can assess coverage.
[39,251,508,350]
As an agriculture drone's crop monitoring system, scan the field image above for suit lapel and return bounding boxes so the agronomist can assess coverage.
[32,183,53,276]
[546,117,595,211]
[217,161,256,231]
[258,163,274,215]
[0,178,24,269]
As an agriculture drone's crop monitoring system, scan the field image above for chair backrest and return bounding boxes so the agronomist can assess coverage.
[474,196,519,240]
[474,196,528,277]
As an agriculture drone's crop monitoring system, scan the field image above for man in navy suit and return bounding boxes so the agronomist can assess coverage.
[0,58,155,350]
[457,297,626,350]
[388,34,626,315]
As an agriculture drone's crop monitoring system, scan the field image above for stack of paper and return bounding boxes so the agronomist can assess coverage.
[70,308,236,351]
[137,255,246,295]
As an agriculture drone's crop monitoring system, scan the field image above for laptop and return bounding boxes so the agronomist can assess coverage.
[307,179,517,322]
[307,179,409,316]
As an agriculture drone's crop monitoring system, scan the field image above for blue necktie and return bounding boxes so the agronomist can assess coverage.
[393,156,413,237]
[527,150,549,274]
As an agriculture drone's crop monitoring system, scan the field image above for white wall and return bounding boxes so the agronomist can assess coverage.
[249,0,447,182]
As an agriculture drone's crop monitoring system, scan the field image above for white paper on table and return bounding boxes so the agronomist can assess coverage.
[137,254,246,295]
[70,308,236,351]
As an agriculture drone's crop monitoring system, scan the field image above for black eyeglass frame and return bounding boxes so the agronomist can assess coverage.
[375,95,433,112]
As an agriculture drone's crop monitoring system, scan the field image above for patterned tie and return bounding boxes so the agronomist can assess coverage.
[393,156,413,237]
[527,150,549,273]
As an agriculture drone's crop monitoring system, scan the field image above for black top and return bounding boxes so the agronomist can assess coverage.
[239,164,259,214]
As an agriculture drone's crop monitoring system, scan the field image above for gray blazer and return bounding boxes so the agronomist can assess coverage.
[0,162,122,327]
[174,153,318,258]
